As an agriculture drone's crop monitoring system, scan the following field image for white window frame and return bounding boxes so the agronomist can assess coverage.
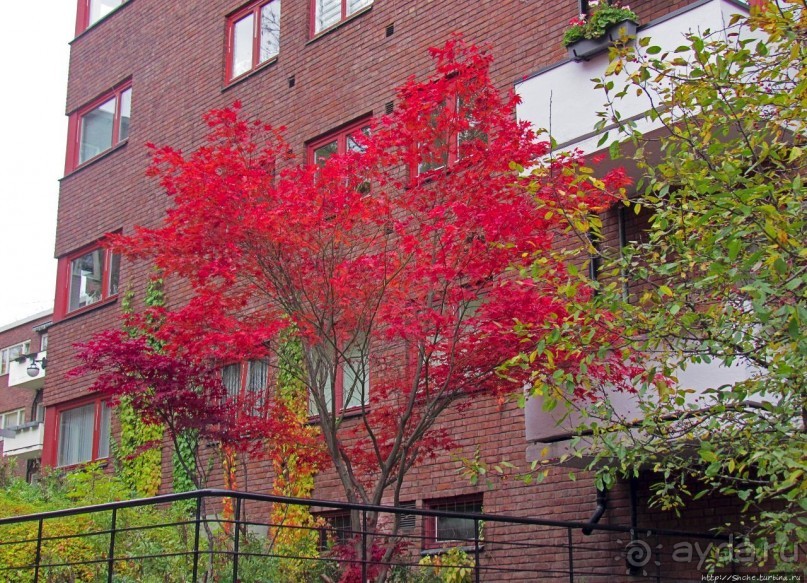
[1,341,31,376]
[0,409,26,430]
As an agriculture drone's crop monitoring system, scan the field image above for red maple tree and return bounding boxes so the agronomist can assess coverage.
[75,38,636,576]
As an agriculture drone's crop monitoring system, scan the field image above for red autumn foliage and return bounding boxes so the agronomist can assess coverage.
[74,39,635,520]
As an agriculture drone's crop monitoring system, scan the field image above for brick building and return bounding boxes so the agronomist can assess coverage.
[45,0,755,578]
[0,311,51,482]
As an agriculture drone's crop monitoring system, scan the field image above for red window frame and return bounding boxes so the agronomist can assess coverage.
[42,395,111,468]
[310,0,373,36]
[65,81,132,173]
[54,242,121,322]
[75,0,127,35]
[225,0,281,82]
[423,494,483,549]
[307,118,371,166]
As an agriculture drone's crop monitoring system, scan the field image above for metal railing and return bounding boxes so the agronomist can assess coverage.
[0,488,735,582]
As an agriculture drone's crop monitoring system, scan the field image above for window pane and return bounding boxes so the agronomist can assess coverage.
[89,0,124,26]
[435,499,482,542]
[58,404,95,466]
[222,363,242,399]
[108,252,121,296]
[40,334,48,352]
[8,342,29,362]
[247,359,269,393]
[347,0,372,16]
[315,0,341,32]
[80,97,116,163]
[118,88,131,141]
[346,127,370,153]
[259,1,281,64]
[313,140,338,166]
[97,402,112,459]
[232,13,254,78]
[69,249,104,311]
[418,105,449,174]
[342,346,369,410]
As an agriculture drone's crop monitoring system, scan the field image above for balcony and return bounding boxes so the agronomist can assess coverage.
[0,421,44,460]
[525,356,757,466]
[8,351,46,390]
[515,0,750,154]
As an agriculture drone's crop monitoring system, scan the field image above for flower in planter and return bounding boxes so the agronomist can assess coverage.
[562,1,639,47]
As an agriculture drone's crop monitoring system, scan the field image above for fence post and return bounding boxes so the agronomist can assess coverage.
[568,528,574,583]
[107,508,117,583]
[232,495,241,583]
[361,510,368,583]
[33,517,43,583]
[192,496,202,583]
[474,518,481,583]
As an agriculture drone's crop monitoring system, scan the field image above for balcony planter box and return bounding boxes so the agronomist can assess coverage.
[567,19,638,62]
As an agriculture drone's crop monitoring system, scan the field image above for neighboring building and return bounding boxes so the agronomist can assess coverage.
[46,0,755,578]
[0,311,51,482]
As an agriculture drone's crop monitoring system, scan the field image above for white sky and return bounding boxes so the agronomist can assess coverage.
[0,3,75,327]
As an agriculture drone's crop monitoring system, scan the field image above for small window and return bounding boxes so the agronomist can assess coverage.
[0,409,26,430]
[424,495,483,547]
[221,359,270,414]
[313,0,372,35]
[308,120,370,166]
[76,0,127,34]
[67,82,131,170]
[318,511,354,549]
[56,245,120,320]
[227,0,281,81]
[0,341,30,376]
[56,399,111,467]
[39,333,48,352]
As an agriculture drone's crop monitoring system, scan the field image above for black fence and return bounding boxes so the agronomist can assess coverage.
[0,488,736,582]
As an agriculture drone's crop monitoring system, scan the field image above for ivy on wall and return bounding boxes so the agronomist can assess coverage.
[117,278,166,497]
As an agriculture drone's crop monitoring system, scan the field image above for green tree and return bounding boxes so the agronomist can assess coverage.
[536,0,806,565]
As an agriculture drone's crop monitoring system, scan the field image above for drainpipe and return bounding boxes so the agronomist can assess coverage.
[582,487,608,535]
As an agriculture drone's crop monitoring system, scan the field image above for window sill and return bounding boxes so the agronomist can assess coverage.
[72,1,134,43]
[420,544,484,556]
[61,141,129,181]
[307,5,373,46]
[56,458,111,472]
[55,295,119,324]
[308,405,369,425]
[222,56,279,92]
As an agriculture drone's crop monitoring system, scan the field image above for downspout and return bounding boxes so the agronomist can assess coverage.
[582,487,608,535]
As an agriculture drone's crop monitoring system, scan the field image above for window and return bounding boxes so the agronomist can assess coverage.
[76,0,127,34]
[56,398,111,467]
[1,341,30,376]
[308,344,370,416]
[318,511,354,549]
[312,0,372,35]
[416,96,485,177]
[308,120,370,166]
[221,359,270,414]
[227,0,281,81]
[0,409,26,430]
[424,495,483,547]
[67,82,131,170]
[39,333,48,352]
[56,245,120,319]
